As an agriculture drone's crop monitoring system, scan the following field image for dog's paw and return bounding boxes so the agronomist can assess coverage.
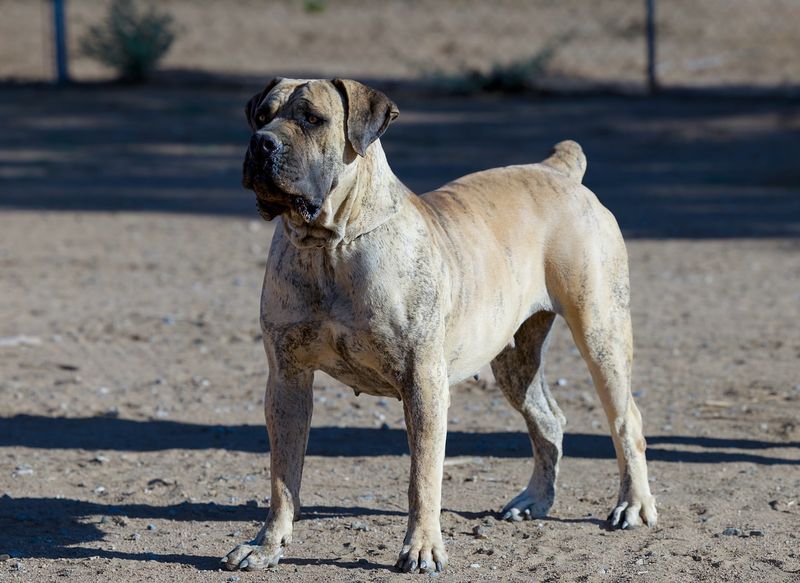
[394,531,448,573]
[221,543,283,571]
[500,487,553,522]
[607,494,657,529]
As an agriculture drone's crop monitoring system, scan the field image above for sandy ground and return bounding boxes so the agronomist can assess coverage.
[0,85,799,581]
[1,0,799,89]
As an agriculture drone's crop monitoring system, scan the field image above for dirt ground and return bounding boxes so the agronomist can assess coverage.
[1,0,799,90]
[1,82,799,582]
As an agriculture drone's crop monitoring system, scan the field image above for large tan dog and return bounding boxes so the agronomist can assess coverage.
[223,78,657,573]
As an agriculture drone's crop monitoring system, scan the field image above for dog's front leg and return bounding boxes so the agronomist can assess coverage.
[395,362,449,573]
[223,368,313,571]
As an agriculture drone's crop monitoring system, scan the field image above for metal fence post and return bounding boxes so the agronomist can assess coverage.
[645,0,657,93]
[52,0,69,84]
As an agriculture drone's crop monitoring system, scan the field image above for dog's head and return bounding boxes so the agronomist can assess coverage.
[242,78,399,223]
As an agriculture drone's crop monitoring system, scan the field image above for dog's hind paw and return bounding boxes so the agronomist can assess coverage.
[607,495,658,529]
[221,543,283,571]
[500,487,554,521]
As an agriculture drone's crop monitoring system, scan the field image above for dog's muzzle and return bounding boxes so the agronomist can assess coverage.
[242,133,323,223]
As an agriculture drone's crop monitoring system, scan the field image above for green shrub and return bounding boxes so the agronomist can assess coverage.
[79,0,177,83]
[431,33,573,95]
[303,0,327,13]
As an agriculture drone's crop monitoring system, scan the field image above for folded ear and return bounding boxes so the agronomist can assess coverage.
[332,78,399,157]
[245,77,283,131]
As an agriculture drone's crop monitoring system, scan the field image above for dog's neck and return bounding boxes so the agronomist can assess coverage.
[281,141,409,249]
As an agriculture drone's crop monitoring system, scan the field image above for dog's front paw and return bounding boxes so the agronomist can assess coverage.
[500,485,554,521]
[394,530,448,573]
[607,493,657,529]
[222,542,284,571]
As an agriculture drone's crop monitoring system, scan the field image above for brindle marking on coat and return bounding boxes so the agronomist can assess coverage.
[224,78,657,574]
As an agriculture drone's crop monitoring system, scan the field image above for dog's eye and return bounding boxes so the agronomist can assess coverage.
[305,113,320,125]
[257,113,267,124]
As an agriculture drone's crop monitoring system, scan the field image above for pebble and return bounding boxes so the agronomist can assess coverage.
[14,465,34,477]
[556,378,568,386]
[472,524,489,539]
[0,335,41,347]
[469,563,481,569]
[749,530,764,537]
[0,554,10,561]
[349,521,369,532]
[228,576,241,582]
[722,527,743,536]
[131,533,141,541]
[93,486,107,495]
[146,523,157,531]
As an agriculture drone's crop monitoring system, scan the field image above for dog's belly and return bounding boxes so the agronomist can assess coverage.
[444,294,553,384]
[319,364,400,398]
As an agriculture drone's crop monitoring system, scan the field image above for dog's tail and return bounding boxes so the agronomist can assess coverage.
[541,140,586,183]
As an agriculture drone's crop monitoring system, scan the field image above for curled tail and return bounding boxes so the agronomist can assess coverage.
[541,140,586,182]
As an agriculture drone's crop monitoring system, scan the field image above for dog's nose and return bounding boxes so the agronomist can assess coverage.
[250,132,279,157]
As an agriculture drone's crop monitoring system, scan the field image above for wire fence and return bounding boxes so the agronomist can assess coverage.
[1,0,798,93]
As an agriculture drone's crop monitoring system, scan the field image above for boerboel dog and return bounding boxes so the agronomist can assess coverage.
[223,78,657,573]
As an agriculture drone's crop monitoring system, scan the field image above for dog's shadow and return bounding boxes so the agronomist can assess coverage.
[0,496,407,570]
[2,415,797,464]
[0,493,606,571]
[1,416,797,569]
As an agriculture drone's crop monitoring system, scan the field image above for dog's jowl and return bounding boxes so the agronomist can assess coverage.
[223,78,657,573]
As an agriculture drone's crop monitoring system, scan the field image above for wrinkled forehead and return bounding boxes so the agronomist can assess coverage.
[262,78,342,115]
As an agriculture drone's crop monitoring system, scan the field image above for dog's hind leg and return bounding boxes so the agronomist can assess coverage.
[558,235,657,529]
[491,310,565,521]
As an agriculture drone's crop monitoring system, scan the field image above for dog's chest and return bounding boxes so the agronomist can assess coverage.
[265,239,418,399]
[313,318,402,398]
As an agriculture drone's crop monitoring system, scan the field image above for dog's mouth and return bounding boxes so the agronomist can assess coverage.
[243,160,322,223]
[288,195,322,223]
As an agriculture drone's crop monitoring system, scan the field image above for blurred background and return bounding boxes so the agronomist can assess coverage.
[3,0,800,91]
[1,2,799,579]
[0,0,798,237]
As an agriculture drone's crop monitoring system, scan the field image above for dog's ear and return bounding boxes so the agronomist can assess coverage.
[245,77,283,131]
[332,78,399,157]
